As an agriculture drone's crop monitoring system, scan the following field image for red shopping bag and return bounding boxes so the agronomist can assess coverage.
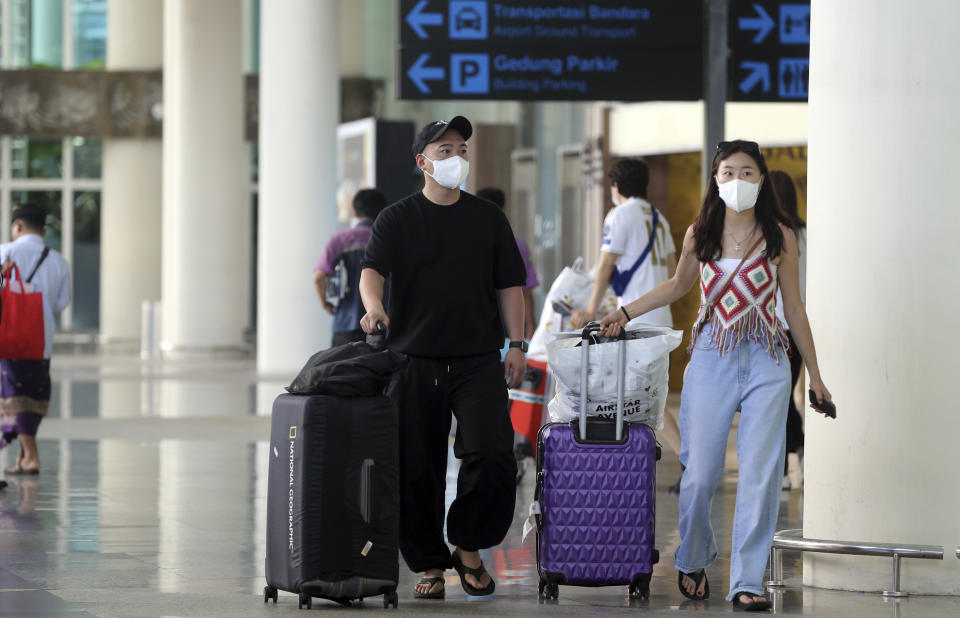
[0,263,45,359]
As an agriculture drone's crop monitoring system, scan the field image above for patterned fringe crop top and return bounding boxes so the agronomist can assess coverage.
[688,253,789,360]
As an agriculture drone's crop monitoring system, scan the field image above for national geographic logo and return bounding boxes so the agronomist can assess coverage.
[288,426,296,550]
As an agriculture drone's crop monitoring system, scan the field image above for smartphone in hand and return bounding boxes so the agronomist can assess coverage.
[809,388,837,419]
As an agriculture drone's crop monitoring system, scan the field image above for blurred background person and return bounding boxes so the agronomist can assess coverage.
[314,188,388,347]
[569,159,684,492]
[477,186,539,339]
[1,203,71,476]
[770,170,806,489]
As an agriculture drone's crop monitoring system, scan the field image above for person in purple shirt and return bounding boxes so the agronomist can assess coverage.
[477,187,539,337]
[314,188,388,346]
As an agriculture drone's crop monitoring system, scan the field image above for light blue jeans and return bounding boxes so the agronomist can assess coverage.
[673,324,790,600]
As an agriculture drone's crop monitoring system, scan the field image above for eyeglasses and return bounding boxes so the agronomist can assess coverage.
[716,140,761,154]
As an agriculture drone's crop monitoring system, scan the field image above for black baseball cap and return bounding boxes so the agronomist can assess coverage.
[411,116,473,157]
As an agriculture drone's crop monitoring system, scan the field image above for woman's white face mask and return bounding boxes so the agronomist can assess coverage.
[717,178,761,213]
[423,155,470,190]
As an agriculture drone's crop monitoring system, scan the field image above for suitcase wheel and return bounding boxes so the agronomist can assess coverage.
[538,579,559,600]
[383,589,399,608]
[298,591,312,609]
[263,585,278,603]
[629,573,652,600]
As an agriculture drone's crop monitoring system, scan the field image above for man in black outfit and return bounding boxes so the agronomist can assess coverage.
[359,116,527,600]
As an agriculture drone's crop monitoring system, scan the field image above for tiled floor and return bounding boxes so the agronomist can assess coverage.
[0,350,955,616]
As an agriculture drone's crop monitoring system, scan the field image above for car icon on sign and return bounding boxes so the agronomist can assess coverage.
[455,7,482,31]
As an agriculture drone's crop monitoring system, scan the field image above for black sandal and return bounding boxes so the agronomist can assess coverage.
[413,576,445,599]
[677,569,709,600]
[452,549,495,596]
[732,591,771,612]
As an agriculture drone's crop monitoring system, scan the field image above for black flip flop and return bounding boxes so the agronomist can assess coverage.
[678,569,710,600]
[732,591,771,612]
[413,576,445,599]
[452,550,495,596]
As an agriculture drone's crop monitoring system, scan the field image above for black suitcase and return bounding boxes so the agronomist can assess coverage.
[263,393,400,609]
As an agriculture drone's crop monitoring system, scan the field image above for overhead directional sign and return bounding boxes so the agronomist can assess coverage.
[397,0,703,101]
[406,0,445,39]
[399,46,702,100]
[728,0,810,102]
[738,4,775,43]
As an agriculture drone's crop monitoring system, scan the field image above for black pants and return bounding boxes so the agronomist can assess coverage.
[785,330,805,456]
[387,352,516,573]
[331,328,365,347]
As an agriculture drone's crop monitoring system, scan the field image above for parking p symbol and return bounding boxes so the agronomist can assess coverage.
[460,60,480,85]
[451,54,489,94]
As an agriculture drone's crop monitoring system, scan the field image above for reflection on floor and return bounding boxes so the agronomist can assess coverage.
[0,351,956,616]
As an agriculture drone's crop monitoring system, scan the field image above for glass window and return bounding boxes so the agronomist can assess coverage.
[243,0,260,74]
[10,190,62,252]
[11,137,63,178]
[72,190,100,329]
[73,0,106,69]
[9,0,32,68]
[73,137,102,178]
[30,0,63,68]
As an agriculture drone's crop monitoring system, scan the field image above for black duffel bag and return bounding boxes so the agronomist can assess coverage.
[286,329,406,397]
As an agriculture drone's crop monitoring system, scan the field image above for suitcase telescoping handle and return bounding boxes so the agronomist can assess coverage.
[578,322,627,442]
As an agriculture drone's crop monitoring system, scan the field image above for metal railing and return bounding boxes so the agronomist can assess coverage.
[767,529,944,598]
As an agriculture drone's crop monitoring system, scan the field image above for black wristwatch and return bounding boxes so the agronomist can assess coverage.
[508,340,528,353]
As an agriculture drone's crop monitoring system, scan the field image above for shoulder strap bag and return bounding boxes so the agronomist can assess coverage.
[0,262,46,359]
[25,247,50,284]
[609,207,659,297]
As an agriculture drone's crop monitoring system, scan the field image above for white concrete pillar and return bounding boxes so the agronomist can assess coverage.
[100,1,165,542]
[257,0,339,375]
[100,0,163,343]
[162,0,248,351]
[804,0,960,594]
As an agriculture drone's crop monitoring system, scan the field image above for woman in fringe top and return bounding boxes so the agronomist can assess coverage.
[599,140,834,612]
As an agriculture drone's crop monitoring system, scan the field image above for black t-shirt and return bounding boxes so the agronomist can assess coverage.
[361,191,526,357]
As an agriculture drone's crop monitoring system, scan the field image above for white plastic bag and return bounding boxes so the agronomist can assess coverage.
[528,257,618,362]
[546,325,682,430]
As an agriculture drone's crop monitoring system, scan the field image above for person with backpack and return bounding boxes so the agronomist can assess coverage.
[314,188,389,347]
[0,203,71,476]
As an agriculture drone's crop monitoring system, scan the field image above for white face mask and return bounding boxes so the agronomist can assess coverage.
[423,155,470,190]
[717,178,761,213]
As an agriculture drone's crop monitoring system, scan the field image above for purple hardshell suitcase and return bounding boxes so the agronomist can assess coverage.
[536,323,660,600]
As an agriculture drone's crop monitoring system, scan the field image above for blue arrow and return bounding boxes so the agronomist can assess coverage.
[738,3,775,43]
[405,0,443,39]
[739,61,770,94]
[407,53,445,94]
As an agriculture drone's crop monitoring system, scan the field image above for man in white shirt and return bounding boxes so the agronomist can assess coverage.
[570,158,676,328]
[0,203,71,475]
